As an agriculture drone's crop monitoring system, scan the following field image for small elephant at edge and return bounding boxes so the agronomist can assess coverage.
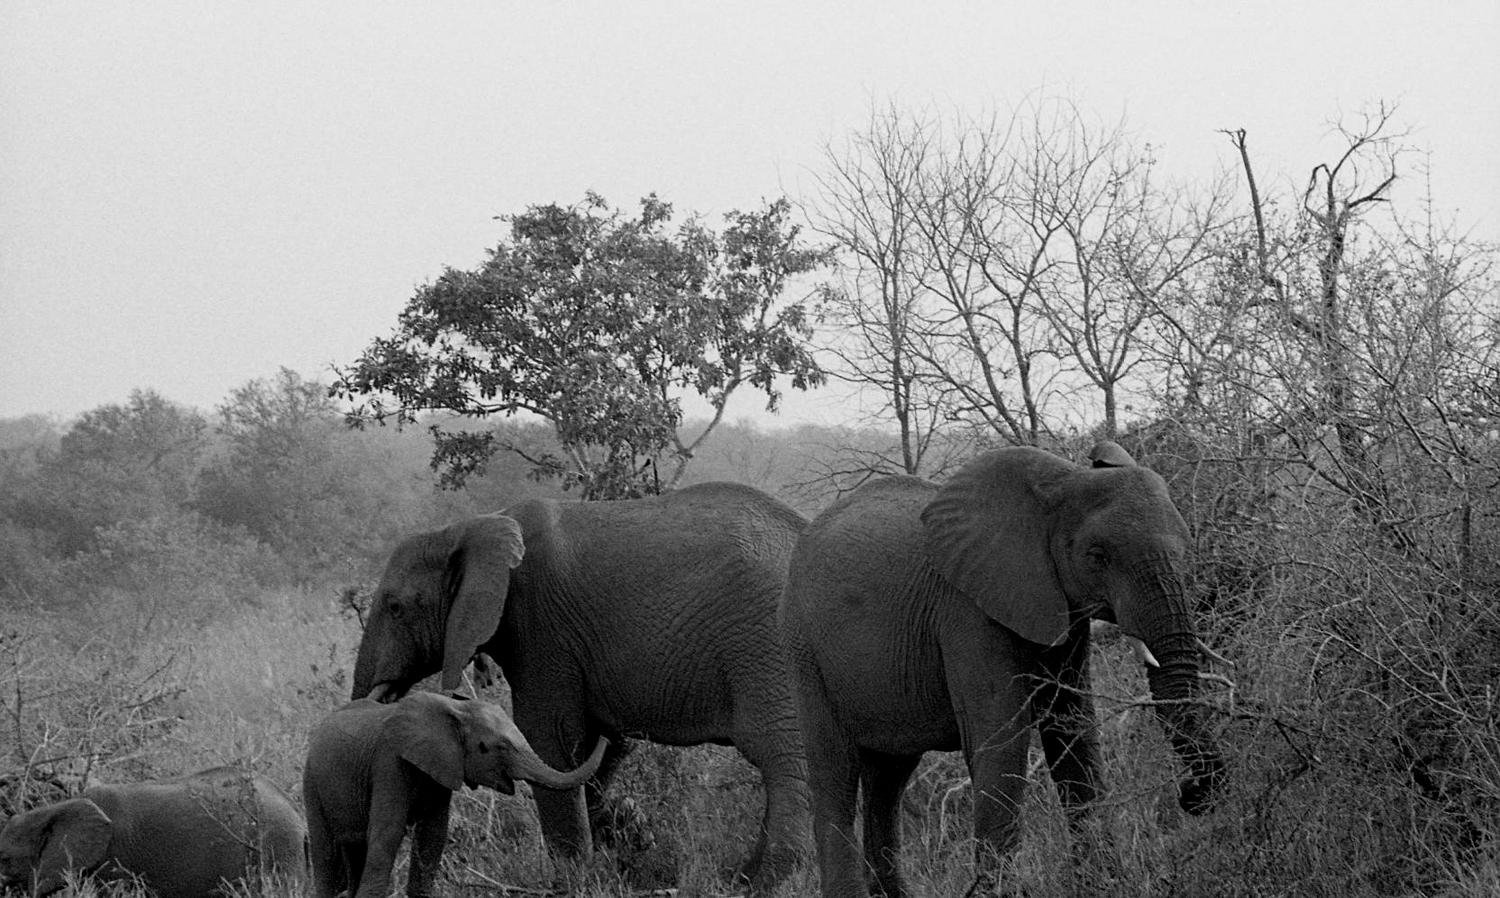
[0,766,307,898]
[782,443,1228,898]
[303,691,607,898]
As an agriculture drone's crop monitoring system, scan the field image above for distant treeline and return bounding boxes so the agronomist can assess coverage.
[0,368,922,622]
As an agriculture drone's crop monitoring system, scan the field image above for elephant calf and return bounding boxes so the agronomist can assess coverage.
[0,766,307,898]
[303,692,607,898]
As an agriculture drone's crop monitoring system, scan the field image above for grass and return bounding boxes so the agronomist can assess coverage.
[3,567,1497,898]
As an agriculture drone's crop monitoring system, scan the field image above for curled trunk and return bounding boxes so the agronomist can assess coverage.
[511,736,610,792]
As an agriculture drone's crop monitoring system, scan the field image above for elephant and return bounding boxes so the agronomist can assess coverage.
[0,766,307,898]
[303,691,607,898]
[781,443,1227,898]
[349,481,810,892]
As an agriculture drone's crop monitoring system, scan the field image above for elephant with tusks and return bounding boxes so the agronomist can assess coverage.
[781,442,1227,898]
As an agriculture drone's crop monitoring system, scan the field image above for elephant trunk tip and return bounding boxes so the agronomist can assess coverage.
[1179,748,1228,815]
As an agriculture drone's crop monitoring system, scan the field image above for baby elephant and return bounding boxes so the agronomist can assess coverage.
[304,692,607,898]
[0,766,307,898]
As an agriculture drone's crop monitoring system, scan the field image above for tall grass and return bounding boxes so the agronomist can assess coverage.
[4,531,1497,896]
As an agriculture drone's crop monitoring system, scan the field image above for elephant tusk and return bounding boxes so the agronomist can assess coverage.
[1196,637,1236,667]
[1126,635,1160,668]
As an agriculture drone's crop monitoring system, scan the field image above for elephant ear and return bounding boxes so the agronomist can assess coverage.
[37,799,112,891]
[921,447,1074,647]
[1088,440,1137,469]
[441,514,525,693]
[389,693,466,792]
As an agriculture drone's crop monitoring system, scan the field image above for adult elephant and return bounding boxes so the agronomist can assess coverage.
[351,481,809,892]
[0,767,306,898]
[782,443,1227,898]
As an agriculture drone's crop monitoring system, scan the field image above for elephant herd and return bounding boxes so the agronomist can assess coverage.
[0,442,1227,898]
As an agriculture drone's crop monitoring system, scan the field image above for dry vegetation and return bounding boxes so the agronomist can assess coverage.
[4,103,1499,897]
[3,413,1497,897]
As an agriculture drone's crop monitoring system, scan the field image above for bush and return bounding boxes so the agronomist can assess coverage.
[45,512,284,626]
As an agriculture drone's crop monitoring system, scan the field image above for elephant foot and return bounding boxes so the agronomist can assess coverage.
[964,870,1029,898]
[1178,758,1227,816]
[734,839,806,895]
[863,869,912,898]
[589,795,656,854]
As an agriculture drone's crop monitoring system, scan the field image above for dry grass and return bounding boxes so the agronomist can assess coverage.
[4,554,1497,897]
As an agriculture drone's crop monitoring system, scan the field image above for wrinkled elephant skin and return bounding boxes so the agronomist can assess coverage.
[303,692,606,898]
[0,767,306,898]
[782,443,1226,898]
[351,481,811,892]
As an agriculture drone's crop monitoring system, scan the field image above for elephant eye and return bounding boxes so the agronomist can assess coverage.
[478,741,490,754]
[1086,546,1108,568]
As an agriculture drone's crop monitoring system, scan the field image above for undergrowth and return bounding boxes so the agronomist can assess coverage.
[3,549,1497,897]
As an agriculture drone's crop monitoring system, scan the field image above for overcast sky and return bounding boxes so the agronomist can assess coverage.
[3,2,1497,427]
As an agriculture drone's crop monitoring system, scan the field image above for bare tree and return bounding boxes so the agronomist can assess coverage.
[811,104,950,475]
[812,97,1227,451]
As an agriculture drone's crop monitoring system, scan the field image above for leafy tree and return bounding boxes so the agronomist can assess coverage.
[21,391,210,556]
[196,369,342,554]
[198,368,449,578]
[335,193,829,499]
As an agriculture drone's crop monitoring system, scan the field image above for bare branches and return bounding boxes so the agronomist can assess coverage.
[812,97,1226,456]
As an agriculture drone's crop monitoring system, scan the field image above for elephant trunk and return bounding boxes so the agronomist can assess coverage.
[351,614,416,702]
[1127,561,1226,815]
[510,736,610,792]
[351,631,378,700]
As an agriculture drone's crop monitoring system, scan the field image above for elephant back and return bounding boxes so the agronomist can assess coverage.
[785,475,937,621]
[506,483,806,618]
[87,769,306,897]
[498,482,807,742]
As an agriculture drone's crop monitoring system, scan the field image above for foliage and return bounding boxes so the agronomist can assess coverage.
[194,368,455,580]
[9,390,211,558]
[0,376,547,621]
[334,193,830,499]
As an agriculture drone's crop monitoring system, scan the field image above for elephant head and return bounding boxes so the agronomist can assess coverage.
[0,798,112,897]
[921,441,1226,813]
[388,692,609,793]
[353,514,525,700]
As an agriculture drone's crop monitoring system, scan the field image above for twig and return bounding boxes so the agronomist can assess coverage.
[457,863,688,897]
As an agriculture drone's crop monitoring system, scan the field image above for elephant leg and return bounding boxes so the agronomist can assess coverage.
[341,841,366,898]
[858,749,920,898]
[406,792,452,898]
[1031,630,1101,830]
[513,702,593,864]
[945,631,1035,888]
[357,785,411,898]
[306,822,342,898]
[585,738,653,853]
[730,709,811,892]
[795,667,865,898]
